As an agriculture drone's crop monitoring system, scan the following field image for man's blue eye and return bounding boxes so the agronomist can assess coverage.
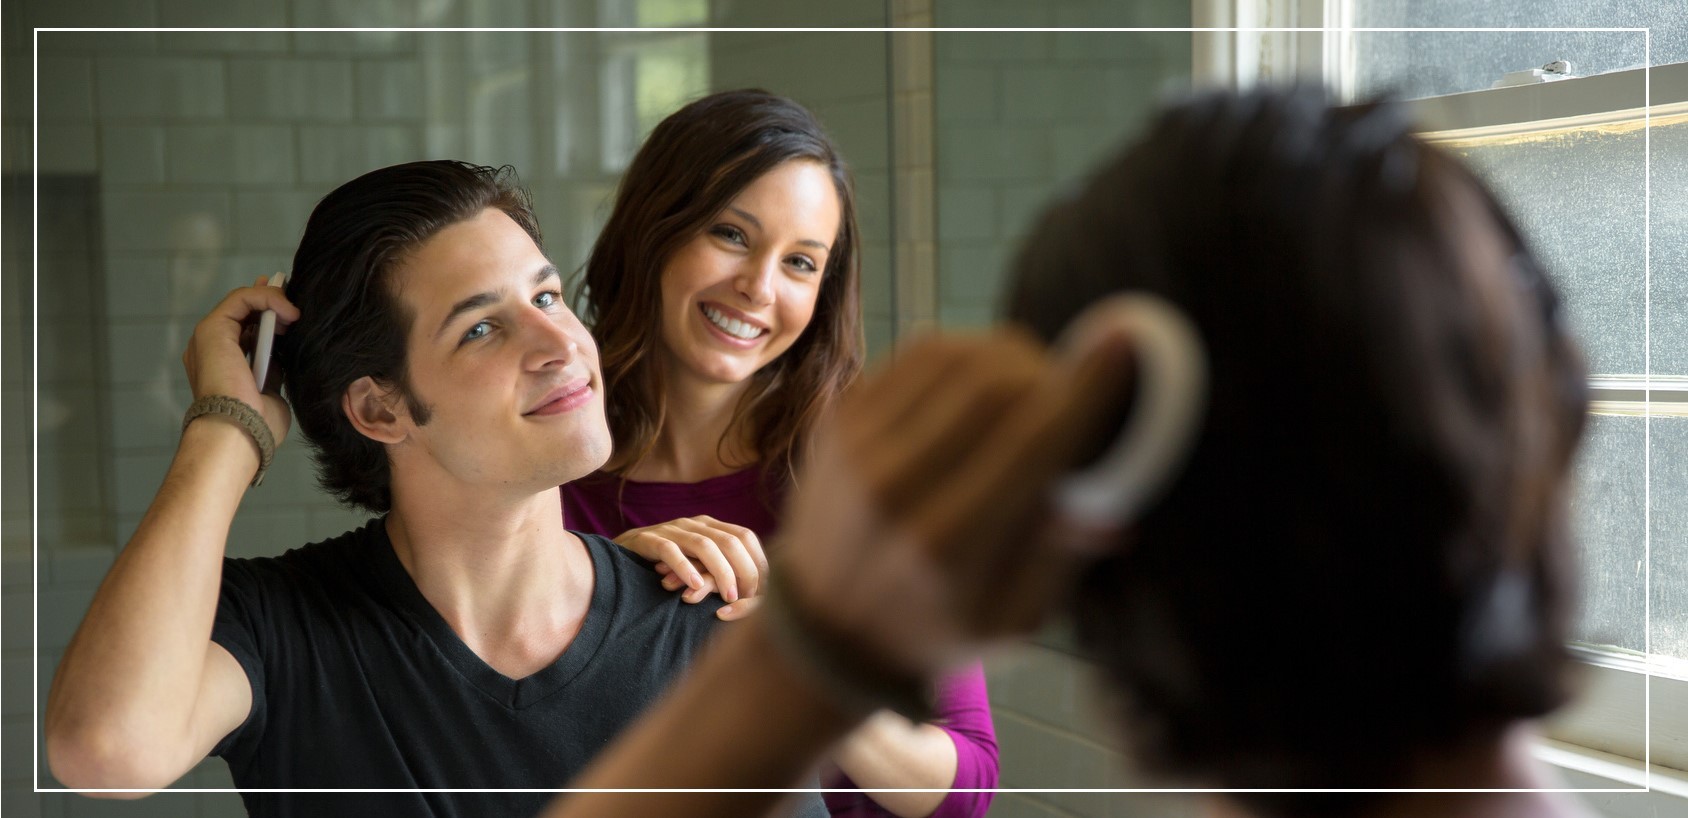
[463,321,490,342]
[534,291,559,308]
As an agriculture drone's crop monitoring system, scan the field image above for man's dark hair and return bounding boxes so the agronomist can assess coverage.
[1006,89,1588,814]
[276,160,542,513]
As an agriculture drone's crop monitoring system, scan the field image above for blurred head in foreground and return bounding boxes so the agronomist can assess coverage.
[1005,88,1588,813]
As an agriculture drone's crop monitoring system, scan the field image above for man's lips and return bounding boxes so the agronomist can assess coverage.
[525,377,593,416]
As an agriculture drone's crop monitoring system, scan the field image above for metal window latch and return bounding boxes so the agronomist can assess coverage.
[1491,60,1577,89]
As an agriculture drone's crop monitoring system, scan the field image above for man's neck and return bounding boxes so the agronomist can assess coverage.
[619,368,757,483]
[1206,725,1590,818]
[385,486,593,680]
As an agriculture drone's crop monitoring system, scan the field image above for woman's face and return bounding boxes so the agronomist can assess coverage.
[658,159,843,387]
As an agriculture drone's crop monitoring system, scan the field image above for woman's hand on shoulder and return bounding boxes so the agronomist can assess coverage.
[613,516,769,604]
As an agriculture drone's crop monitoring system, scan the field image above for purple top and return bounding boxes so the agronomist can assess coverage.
[563,467,999,818]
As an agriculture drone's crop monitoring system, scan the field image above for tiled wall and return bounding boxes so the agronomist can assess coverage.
[931,3,1192,329]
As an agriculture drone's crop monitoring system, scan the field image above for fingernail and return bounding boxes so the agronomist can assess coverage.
[690,572,704,588]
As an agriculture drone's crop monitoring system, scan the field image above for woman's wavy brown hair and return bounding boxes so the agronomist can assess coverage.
[577,89,863,485]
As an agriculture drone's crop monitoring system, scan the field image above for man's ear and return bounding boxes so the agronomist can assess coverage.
[343,376,408,445]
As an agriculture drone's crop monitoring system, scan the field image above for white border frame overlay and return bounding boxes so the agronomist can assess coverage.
[22,24,1658,801]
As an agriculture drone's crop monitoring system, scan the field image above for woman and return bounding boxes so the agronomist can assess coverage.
[563,89,999,818]
[546,87,1595,818]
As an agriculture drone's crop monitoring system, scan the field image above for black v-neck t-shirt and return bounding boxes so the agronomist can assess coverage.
[210,518,826,818]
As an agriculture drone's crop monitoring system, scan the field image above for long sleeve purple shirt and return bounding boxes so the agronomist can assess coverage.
[562,467,999,818]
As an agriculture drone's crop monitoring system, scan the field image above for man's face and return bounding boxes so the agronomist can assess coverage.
[384,207,610,497]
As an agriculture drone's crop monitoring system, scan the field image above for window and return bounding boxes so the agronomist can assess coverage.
[1196,0,1688,783]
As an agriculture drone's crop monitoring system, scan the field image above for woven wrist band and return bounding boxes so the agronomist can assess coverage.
[760,570,936,722]
[182,395,275,487]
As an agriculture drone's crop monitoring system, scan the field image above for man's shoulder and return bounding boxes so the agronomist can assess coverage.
[576,530,727,628]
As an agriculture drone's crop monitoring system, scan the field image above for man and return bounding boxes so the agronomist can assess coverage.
[44,161,815,818]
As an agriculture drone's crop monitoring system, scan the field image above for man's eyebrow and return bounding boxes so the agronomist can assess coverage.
[727,207,830,253]
[433,263,561,341]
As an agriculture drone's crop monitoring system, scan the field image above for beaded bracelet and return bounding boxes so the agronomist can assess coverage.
[760,570,937,722]
[182,395,275,487]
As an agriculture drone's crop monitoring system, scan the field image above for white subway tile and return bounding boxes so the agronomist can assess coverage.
[713,0,876,27]
[95,57,226,120]
[35,249,96,320]
[29,0,155,28]
[999,183,1049,237]
[49,30,159,54]
[106,385,182,452]
[860,241,894,315]
[35,386,102,455]
[355,60,425,121]
[297,125,424,184]
[157,0,284,28]
[99,125,167,184]
[36,125,97,175]
[34,320,97,384]
[1052,125,1118,183]
[229,59,355,121]
[937,127,1051,182]
[937,32,1054,64]
[936,2,1053,27]
[111,452,174,519]
[166,124,296,185]
[100,190,231,253]
[938,240,1008,309]
[937,185,998,241]
[102,319,175,386]
[36,586,95,651]
[232,188,325,252]
[159,31,290,54]
[865,315,896,361]
[227,507,314,559]
[1001,67,1062,123]
[812,97,891,172]
[937,303,994,328]
[294,30,418,56]
[854,172,892,247]
[37,57,95,122]
[47,546,115,587]
[712,32,887,111]
[100,256,171,318]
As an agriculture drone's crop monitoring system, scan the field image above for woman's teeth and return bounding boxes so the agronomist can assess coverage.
[704,306,764,340]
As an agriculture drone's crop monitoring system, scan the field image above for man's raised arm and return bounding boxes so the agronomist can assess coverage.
[45,280,298,794]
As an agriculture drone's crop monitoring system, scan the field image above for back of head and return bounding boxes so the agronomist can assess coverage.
[278,160,541,513]
[1005,88,1588,807]
[582,88,864,479]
